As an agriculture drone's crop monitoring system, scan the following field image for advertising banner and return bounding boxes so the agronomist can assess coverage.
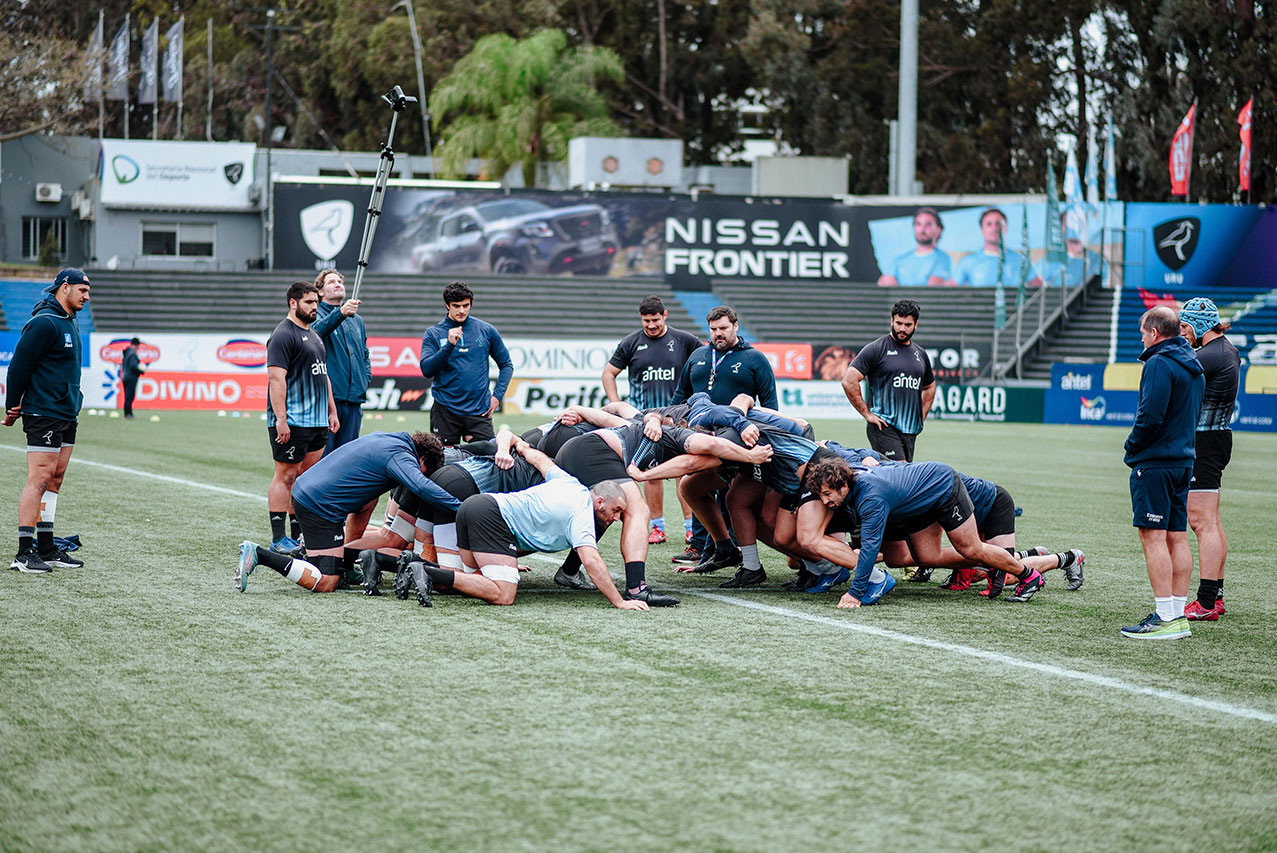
[99,140,256,210]
[810,340,989,383]
[754,343,812,380]
[1113,285,1277,364]
[1123,203,1277,289]
[369,336,622,379]
[1044,362,1277,432]
[929,383,1043,423]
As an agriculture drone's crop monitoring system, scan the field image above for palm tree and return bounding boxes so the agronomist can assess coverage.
[431,29,624,186]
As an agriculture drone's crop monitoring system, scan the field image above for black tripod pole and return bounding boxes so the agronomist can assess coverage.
[350,86,417,302]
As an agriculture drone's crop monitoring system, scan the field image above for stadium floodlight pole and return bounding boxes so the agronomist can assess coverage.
[392,0,433,175]
[895,0,918,196]
[350,85,417,302]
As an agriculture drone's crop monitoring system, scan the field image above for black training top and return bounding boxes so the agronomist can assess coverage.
[1194,336,1241,432]
[609,327,702,410]
[266,318,330,428]
[850,334,934,436]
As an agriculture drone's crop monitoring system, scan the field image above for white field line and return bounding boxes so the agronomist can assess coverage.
[9,448,1273,726]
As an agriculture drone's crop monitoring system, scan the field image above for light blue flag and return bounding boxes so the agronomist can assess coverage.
[1085,143,1100,210]
[1104,116,1118,201]
[1063,147,1086,246]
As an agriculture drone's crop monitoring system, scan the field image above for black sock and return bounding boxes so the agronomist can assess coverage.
[559,550,582,576]
[342,548,359,573]
[289,514,301,540]
[255,546,293,574]
[269,513,286,542]
[36,522,54,555]
[625,561,646,590]
[375,552,399,570]
[314,554,339,575]
[1216,580,1224,600]
[424,566,454,589]
[18,526,35,554]
[714,538,737,554]
[1196,578,1220,610]
[1006,547,1018,556]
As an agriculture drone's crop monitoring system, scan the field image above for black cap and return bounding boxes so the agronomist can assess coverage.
[54,268,90,287]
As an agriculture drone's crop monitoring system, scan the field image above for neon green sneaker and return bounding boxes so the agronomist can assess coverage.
[1120,613,1191,639]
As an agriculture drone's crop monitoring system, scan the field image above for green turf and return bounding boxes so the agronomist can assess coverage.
[2,410,1276,851]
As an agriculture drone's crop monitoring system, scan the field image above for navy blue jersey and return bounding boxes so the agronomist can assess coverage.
[717,422,819,496]
[611,421,697,470]
[455,455,545,494]
[4,291,83,419]
[839,461,958,599]
[266,318,330,428]
[959,473,998,525]
[824,441,884,469]
[292,431,461,523]
[850,334,934,435]
[609,327,702,409]
[1194,336,1240,432]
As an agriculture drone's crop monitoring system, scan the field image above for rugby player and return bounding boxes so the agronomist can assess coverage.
[1178,298,1240,621]
[234,431,459,593]
[265,281,340,554]
[602,295,701,544]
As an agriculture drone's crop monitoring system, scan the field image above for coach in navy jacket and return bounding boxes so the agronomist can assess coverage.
[671,306,777,409]
[1124,319,1204,469]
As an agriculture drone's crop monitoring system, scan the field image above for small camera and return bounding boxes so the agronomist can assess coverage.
[382,85,418,112]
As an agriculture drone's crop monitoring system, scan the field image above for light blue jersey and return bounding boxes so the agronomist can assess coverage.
[889,249,951,286]
[492,467,596,554]
[952,250,1025,287]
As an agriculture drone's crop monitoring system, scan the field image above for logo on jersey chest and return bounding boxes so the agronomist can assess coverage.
[640,366,676,383]
[892,374,921,389]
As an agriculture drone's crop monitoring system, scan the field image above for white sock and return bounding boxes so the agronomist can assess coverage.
[651,516,665,532]
[1155,596,1175,621]
[741,543,760,571]
[1171,595,1187,619]
[869,566,886,583]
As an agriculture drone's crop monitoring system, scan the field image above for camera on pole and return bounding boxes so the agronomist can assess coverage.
[349,86,419,302]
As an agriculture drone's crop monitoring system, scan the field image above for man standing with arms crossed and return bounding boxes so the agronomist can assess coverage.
[4,268,91,573]
[313,268,371,456]
[265,281,339,554]
[419,282,513,445]
[1178,298,1240,622]
[602,295,701,544]
[1121,305,1204,640]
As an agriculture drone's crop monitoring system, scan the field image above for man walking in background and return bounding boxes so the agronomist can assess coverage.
[265,281,339,555]
[4,268,91,573]
[1178,298,1240,622]
[1121,305,1204,640]
[419,282,513,445]
[121,337,146,419]
[312,269,371,455]
[603,295,701,544]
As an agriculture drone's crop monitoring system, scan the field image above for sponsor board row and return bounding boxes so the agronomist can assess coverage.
[1046,363,1277,432]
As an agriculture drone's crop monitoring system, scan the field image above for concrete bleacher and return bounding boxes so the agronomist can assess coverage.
[82,270,698,338]
[1114,285,1277,363]
[0,280,95,332]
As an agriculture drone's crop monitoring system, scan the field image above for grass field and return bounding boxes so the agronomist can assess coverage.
[2,409,1276,851]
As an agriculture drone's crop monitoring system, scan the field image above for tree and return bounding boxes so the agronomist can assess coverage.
[430,28,624,185]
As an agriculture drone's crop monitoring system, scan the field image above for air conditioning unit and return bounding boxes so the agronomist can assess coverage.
[78,197,94,221]
[35,183,64,203]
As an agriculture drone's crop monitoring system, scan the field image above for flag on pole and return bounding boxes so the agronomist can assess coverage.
[1085,130,1100,211]
[139,19,159,105]
[1064,147,1085,247]
[1045,161,1065,266]
[1017,205,1030,307]
[1104,116,1118,201]
[1239,98,1253,192]
[994,227,1007,329]
[162,19,184,103]
[1169,103,1196,196]
[106,17,129,101]
[83,14,104,100]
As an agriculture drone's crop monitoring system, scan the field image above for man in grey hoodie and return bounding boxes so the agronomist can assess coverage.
[1120,305,1205,640]
[4,268,91,573]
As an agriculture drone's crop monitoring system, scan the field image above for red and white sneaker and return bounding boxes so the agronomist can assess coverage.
[1184,599,1223,621]
[648,527,667,545]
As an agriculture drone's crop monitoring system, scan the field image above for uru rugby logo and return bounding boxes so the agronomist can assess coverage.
[217,339,268,368]
[1153,218,1200,271]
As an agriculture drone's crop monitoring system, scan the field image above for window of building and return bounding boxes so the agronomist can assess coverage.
[141,222,215,257]
[21,217,67,260]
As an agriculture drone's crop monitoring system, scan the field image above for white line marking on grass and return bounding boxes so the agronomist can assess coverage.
[682,591,1277,725]
[0,445,266,502]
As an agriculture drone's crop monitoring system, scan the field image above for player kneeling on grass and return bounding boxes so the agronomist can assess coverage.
[235,431,460,593]
[410,437,649,609]
[799,456,1046,608]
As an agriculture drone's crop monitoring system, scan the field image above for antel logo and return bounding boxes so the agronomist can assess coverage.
[112,155,141,184]
[1153,217,1200,271]
[217,339,268,368]
[99,338,160,364]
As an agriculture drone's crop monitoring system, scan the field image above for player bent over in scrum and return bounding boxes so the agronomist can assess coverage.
[234,431,459,593]
[413,438,649,609]
[799,456,1046,607]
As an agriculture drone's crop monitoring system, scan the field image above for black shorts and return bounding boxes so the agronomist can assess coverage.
[423,465,480,525]
[866,422,917,463]
[268,425,328,464]
[538,422,584,458]
[23,415,77,452]
[455,494,518,556]
[293,500,346,562]
[1191,430,1232,491]
[431,405,495,445]
[1130,465,1191,531]
[978,485,1017,539]
[780,446,841,512]
[936,470,976,532]
[556,433,628,487]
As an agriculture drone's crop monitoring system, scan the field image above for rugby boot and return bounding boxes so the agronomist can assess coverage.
[554,566,597,590]
[1005,568,1045,603]
[806,566,850,594]
[410,560,433,608]
[648,527,667,545]
[904,567,933,583]
[622,585,680,607]
[233,541,256,591]
[1058,549,1085,591]
[695,544,743,573]
[980,570,1006,599]
[40,548,83,568]
[358,549,381,595]
[719,566,766,588]
[1184,599,1222,622]
[671,545,701,564]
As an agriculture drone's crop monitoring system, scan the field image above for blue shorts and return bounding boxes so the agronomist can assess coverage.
[1129,466,1191,531]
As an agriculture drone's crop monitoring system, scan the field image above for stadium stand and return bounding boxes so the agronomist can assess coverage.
[994,278,1117,381]
[1114,285,1277,363]
[0,279,95,332]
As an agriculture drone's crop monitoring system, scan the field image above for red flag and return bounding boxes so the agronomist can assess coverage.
[1239,98,1253,192]
[1169,103,1196,196]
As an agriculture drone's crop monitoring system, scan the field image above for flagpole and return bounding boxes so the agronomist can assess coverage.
[97,11,105,139]
[123,13,130,140]
[206,18,214,142]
